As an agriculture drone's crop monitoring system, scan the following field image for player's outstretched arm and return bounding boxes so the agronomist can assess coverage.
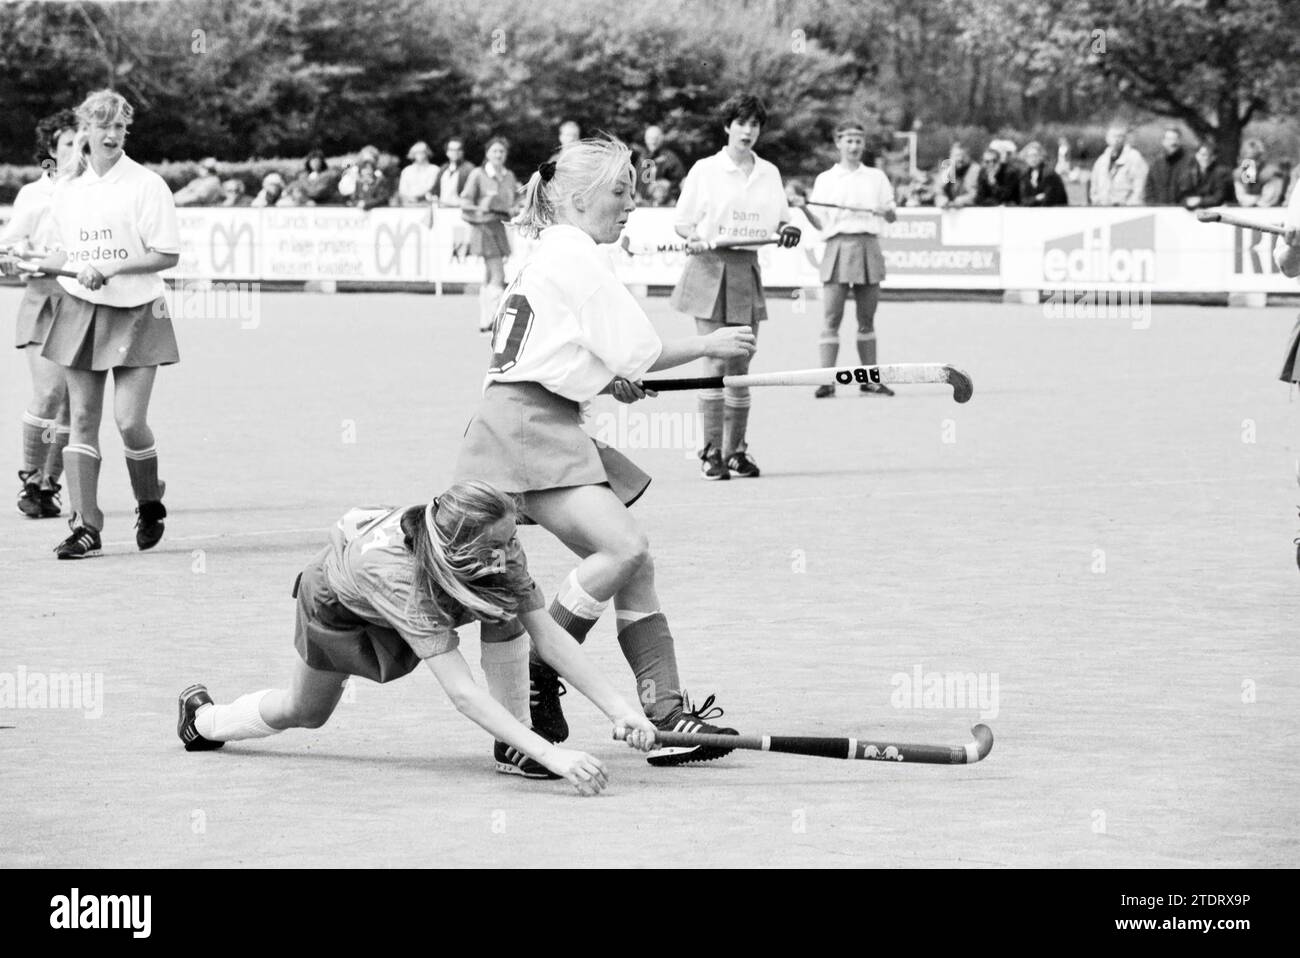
[518,607,656,750]
[648,327,756,371]
[425,648,612,795]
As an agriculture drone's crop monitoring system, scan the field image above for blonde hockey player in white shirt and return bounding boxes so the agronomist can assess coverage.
[454,135,755,767]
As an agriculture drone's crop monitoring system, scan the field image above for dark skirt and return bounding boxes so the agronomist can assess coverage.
[41,294,179,371]
[670,248,767,324]
[1281,316,1300,383]
[13,276,64,348]
[292,555,422,684]
[468,219,511,259]
[454,380,651,521]
[820,233,886,285]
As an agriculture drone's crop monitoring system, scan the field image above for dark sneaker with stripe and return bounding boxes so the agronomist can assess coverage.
[860,381,895,396]
[38,481,62,519]
[54,525,101,560]
[177,684,224,752]
[814,384,835,398]
[494,740,561,779]
[17,471,41,518]
[646,691,738,767]
[699,443,729,480]
[135,500,167,551]
[529,660,569,743]
[726,450,761,478]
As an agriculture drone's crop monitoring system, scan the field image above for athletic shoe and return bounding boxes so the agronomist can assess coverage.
[814,384,835,399]
[699,443,730,480]
[860,381,895,396]
[529,660,569,743]
[494,740,561,779]
[38,481,62,519]
[17,471,41,518]
[727,450,761,478]
[54,525,101,560]
[646,691,739,767]
[177,684,224,752]
[135,500,167,551]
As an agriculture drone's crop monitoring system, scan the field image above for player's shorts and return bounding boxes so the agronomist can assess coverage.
[1280,315,1300,383]
[670,248,767,325]
[13,276,64,349]
[292,550,422,684]
[41,293,179,371]
[468,220,511,259]
[454,380,651,521]
[820,233,886,286]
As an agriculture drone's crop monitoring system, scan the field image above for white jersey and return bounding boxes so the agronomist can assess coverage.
[483,224,663,402]
[49,153,181,308]
[0,174,59,251]
[674,149,790,242]
[809,163,897,237]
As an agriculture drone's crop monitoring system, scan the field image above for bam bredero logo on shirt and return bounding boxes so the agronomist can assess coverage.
[1042,216,1155,284]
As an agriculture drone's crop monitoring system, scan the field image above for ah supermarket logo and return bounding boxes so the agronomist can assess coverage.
[1042,216,1154,284]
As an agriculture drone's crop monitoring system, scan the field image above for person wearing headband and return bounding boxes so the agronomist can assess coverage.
[177,479,657,796]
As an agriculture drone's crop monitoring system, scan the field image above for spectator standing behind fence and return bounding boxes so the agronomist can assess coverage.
[974,147,1019,206]
[338,145,379,200]
[1181,141,1234,210]
[294,150,339,206]
[1256,161,1289,207]
[558,121,581,148]
[1235,139,1282,207]
[173,157,223,207]
[397,141,439,207]
[1089,123,1148,206]
[251,172,286,207]
[345,155,392,210]
[934,144,979,208]
[1145,128,1195,205]
[634,125,686,205]
[431,137,474,208]
[220,179,251,207]
[460,137,519,334]
[1017,142,1067,206]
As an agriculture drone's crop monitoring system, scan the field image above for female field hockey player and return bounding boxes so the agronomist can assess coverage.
[454,135,756,766]
[461,137,520,333]
[0,109,78,518]
[31,90,180,560]
[671,92,802,480]
[794,119,898,399]
[177,481,656,796]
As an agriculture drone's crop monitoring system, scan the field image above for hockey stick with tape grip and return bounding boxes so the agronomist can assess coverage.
[640,363,974,403]
[615,723,994,764]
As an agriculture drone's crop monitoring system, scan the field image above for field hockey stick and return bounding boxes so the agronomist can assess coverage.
[615,723,994,765]
[803,200,886,214]
[640,363,974,403]
[618,234,782,256]
[1195,209,1286,237]
[0,245,93,282]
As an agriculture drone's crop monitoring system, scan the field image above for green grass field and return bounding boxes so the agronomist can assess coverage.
[2,288,1298,867]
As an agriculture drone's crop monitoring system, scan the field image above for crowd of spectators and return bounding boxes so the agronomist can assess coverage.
[169,118,1295,215]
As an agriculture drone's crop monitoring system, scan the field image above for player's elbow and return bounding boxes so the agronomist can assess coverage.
[157,252,180,270]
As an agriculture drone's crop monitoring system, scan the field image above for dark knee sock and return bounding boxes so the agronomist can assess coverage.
[615,612,683,722]
[125,445,165,502]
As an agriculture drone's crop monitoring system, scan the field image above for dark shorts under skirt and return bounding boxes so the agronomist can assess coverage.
[453,380,651,522]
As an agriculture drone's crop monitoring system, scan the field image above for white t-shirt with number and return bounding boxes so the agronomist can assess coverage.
[483,224,663,402]
[809,163,897,238]
[0,173,59,251]
[674,149,790,242]
[50,153,181,308]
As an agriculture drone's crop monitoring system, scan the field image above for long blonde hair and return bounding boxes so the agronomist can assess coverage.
[62,89,134,181]
[404,480,523,623]
[514,135,633,238]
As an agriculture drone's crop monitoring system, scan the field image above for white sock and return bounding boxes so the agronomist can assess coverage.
[195,690,277,741]
[616,608,656,629]
[558,569,608,620]
[480,635,530,726]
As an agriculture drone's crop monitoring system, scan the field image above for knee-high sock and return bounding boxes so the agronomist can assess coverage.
[615,611,682,722]
[698,388,724,452]
[854,284,881,366]
[43,425,71,486]
[536,569,608,665]
[855,332,877,366]
[20,411,51,477]
[818,334,840,369]
[124,445,164,502]
[723,387,751,458]
[195,690,277,741]
[481,631,530,726]
[821,283,848,369]
[63,444,103,531]
[479,284,503,330]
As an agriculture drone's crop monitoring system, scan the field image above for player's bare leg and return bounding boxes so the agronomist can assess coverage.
[112,365,168,549]
[18,344,69,517]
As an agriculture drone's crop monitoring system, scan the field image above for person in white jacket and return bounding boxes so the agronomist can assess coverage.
[1089,123,1149,206]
